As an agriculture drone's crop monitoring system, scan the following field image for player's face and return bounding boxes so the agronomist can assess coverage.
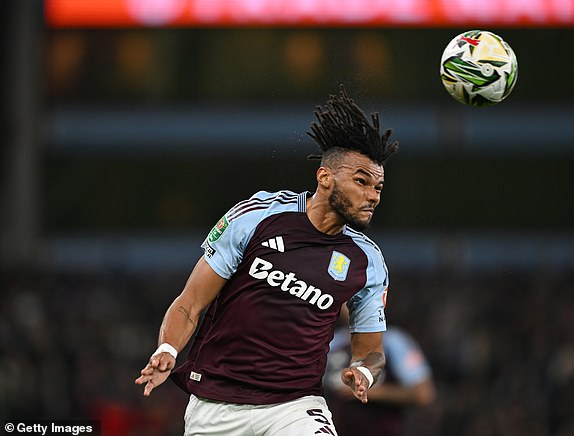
[329,152,384,230]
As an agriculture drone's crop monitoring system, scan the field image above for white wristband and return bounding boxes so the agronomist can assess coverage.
[152,343,178,359]
[355,366,374,389]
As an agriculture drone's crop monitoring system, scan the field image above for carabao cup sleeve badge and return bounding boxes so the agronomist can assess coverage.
[208,215,229,243]
[328,251,350,281]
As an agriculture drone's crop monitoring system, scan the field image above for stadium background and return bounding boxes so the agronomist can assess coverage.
[1,1,573,435]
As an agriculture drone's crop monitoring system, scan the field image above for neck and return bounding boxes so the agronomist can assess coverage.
[306,193,345,235]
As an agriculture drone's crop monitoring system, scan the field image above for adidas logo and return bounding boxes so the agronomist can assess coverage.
[261,236,285,252]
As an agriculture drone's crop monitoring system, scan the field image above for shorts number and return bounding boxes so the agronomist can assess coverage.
[307,409,335,435]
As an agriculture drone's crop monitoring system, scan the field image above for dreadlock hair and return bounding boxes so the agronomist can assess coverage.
[307,85,399,166]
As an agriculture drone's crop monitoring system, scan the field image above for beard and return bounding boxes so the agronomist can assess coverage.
[329,183,372,231]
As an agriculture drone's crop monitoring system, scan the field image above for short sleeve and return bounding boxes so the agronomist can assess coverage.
[347,246,388,333]
[384,328,431,386]
[199,190,300,279]
[200,211,256,279]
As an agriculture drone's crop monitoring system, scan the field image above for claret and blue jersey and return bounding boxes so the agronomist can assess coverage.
[171,190,389,404]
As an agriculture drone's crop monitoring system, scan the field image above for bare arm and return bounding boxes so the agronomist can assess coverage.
[340,331,385,404]
[158,256,226,351]
[135,256,226,396]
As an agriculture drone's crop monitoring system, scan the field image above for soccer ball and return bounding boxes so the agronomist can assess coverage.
[440,30,518,107]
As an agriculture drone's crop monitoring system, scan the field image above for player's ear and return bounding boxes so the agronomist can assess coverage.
[317,166,332,189]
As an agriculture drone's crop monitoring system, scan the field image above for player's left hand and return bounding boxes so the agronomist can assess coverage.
[341,366,370,403]
[134,352,176,396]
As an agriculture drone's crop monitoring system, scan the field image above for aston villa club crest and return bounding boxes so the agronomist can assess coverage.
[328,251,350,281]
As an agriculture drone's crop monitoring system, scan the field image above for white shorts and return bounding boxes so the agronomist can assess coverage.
[183,394,338,436]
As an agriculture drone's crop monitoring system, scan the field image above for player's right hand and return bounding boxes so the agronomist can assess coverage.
[134,352,176,396]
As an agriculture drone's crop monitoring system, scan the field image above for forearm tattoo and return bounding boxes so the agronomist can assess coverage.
[352,352,385,381]
[178,305,197,328]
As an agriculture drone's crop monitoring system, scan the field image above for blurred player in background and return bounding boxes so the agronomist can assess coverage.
[135,86,398,435]
[325,307,435,436]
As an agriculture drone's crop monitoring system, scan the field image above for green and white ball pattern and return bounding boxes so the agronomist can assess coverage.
[440,30,518,107]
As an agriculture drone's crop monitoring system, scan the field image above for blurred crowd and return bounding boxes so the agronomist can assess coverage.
[1,264,573,435]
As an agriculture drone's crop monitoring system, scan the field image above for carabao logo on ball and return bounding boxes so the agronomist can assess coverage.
[440,30,518,107]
